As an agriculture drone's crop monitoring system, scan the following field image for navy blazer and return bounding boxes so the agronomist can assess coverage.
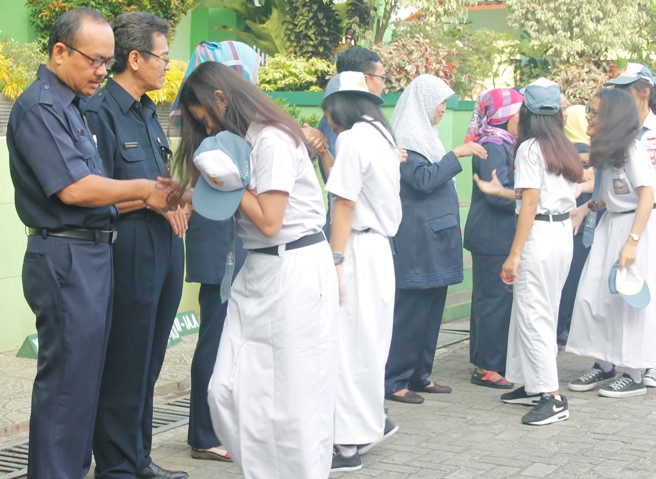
[393,149,464,289]
[464,142,516,256]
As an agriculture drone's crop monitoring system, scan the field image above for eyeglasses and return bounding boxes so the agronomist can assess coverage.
[63,43,115,69]
[140,50,170,66]
[585,104,599,119]
[366,73,388,83]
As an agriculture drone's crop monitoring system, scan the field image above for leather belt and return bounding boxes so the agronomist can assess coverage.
[119,209,156,220]
[616,204,656,215]
[251,231,325,256]
[534,213,569,222]
[28,227,118,244]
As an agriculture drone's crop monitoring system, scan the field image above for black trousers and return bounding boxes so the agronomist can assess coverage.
[385,287,448,394]
[469,253,512,373]
[93,216,183,478]
[24,236,113,479]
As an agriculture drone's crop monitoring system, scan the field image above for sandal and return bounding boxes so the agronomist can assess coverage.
[471,370,514,389]
[191,446,232,462]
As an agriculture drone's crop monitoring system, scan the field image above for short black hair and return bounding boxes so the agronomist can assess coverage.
[335,47,382,74]
[47,7,108,57]
[111,12,169,74]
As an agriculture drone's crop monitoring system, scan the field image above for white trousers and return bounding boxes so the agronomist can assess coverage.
[334,231,395,445]
[208,241,338,479]
[506,220,572,393]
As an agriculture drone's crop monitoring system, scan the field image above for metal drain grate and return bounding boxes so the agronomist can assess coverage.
[0,396,190,479]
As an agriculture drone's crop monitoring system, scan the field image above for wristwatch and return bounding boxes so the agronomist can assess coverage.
[628,232,640,242]
[333,252,345,265]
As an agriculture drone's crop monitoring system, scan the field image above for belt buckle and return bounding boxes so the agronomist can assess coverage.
[110,230,118,244]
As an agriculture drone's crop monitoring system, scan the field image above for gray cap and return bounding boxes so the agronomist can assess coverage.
[604,63,655,87]
[324,71,384,105]
[520,78,561,116]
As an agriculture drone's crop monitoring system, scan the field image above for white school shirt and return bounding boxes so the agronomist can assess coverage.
[639,111,656,167]
[236,122,325,249]
[601,140,655,213]
[326,120,402,236]
[514,139,577,215]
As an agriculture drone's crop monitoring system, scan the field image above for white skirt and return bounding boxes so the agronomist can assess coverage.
[208,240,338,479]
[506,220,573,393]
[334,231,395,445]
[567,211,656,368]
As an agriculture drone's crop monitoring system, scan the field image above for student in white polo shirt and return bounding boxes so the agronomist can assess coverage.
[322,71,402,471]
[474,78,582,425]
[171,61,338,479]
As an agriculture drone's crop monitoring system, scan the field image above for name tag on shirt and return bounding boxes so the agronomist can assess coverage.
[124,142,139,149]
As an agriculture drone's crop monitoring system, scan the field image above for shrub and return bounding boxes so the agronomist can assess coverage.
[374,35,457,93]
[148,59,187,104]
[0,35,47,100]
[550,61,620,105]
[259,55,335,92]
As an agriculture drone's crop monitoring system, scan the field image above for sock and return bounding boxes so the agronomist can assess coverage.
[336,445,357,457]
[596,359,614,373]
[624,367,642,383]
[553,394,562,401]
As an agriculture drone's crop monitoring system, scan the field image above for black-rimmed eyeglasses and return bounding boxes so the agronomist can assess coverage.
[585,104,599,119]
[63,43,115,69]
[140,50,170,66]
[366,73,388,83]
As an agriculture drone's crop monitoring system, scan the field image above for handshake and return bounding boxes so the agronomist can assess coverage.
[143,177,194,213]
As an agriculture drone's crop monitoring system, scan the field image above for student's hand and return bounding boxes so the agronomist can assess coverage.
[398,147,408,163]
[501,253,520,283]
[163,206,188,238]
[302,123,328,158]
[473,169,503,196]
[619,241,638,268]
[158,177,193,207]
[453,142,487,159]
[570,204,588,235]
[144,179,173,213]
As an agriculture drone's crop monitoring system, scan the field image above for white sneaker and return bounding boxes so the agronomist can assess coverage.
[643,368,656,387]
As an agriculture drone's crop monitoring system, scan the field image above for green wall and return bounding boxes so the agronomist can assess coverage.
[0,1,36,43]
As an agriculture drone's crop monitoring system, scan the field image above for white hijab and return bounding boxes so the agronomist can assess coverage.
[391,74,455,163]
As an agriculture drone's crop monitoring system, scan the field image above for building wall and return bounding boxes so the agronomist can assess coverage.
[0,1,36,43]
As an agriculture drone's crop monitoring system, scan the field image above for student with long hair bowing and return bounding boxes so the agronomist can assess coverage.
[170,61,338,478]
[474,79,582,425]
[322,72,402,472]
[567,88,656,398]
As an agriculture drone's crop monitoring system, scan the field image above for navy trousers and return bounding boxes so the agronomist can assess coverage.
[23,235,113,479]
[385,287,448,394]
[187,283,227,449]
[93,215,183,478]
[469,253,512,373]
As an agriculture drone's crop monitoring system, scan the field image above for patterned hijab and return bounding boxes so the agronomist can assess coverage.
[564,105,590,146]
[391,74,455,164]
[170,41,262,125]
[464,88,524,146]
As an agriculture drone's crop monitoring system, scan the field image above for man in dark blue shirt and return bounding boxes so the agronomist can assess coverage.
[7,8,175,479]
[84,12,187,479]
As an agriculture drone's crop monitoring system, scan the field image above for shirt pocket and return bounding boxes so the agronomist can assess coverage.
[118,144,147,179]
[429,214,458,234]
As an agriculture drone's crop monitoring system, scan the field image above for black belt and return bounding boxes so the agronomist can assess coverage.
[616,204,656,215]
[119,209,156,220]
[534,213,569,222]
[251,231,325,256]
[28,227,118,244]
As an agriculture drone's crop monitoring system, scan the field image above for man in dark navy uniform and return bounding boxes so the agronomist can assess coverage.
[7,8,175,479]
[84,12,187,479]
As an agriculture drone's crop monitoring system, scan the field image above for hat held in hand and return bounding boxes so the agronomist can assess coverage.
[192,131,251,221]
[608,261,651,309]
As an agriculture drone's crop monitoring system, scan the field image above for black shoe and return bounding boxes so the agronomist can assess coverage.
[357,415,400,455]
[136,462,189,479]
[568,363,616,392]
[500,386,541,406]
[331,446,362,472]
[521,394,569,426]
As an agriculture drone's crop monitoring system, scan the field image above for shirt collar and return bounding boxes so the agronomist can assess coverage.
[37,64,77,108]
[643,110,656,132]
[105,78,157,115]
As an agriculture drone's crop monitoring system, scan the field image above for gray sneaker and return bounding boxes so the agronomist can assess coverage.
[643,368,656,387]
[568,363,616,392]
[521,394,569,426]
[331,446,362,472]
[598,374,647,398]
[500,386,541,406]
[357,415,399,455]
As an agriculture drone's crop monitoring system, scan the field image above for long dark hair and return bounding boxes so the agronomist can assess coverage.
[616,78,656,115]
[321,92,393,145]
[172,61,305,189]
[515,104,582,182]
[589,89,640,170]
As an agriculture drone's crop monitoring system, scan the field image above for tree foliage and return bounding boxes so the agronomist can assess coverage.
[285,0,342,59]
[26,0,197,42]
[506,0,656,64]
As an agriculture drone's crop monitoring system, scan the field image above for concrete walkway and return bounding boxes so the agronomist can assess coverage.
[2,319,656,478]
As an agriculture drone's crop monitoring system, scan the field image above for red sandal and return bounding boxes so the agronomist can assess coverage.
[471,370,514,389]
